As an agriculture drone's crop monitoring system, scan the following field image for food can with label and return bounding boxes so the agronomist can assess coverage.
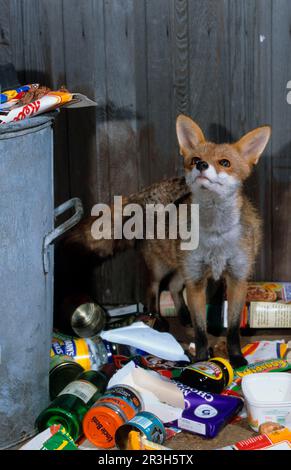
[115,411,166,449]
[83,385,143,448]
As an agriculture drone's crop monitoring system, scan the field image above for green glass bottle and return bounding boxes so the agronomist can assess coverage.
[35,369,110,441]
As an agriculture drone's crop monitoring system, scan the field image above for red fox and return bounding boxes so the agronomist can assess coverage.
[142,115,271,367]
[61,115,270,368]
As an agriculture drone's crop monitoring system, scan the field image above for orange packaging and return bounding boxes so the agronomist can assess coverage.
[83,401,135,448]
[83,386,143,448]
[218,427,291,450]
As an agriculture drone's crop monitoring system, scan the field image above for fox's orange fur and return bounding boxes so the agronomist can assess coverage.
[142,116,270,366]
[60,115,271,367]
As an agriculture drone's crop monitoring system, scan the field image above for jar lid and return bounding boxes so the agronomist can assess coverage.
[83,404,125,448]
[212,357,234,386]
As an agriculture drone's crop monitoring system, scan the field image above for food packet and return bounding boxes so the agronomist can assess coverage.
[217,427,291,450]
[223,358,291,397]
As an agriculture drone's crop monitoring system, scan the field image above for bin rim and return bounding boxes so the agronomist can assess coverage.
[0,112,58,139]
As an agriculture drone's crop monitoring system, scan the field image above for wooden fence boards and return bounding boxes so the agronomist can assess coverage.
[1,0,291,302]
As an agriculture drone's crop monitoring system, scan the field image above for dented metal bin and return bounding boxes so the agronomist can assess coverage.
[0,115,83,449]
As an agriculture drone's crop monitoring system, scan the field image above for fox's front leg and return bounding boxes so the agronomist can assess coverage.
[186,279,209,361]
[226,275,248,368]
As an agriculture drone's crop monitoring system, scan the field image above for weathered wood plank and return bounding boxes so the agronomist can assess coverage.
[20,0,70,206]
[7,0,25,82]
[98,0,142,303]
[62,0,105,210]
[170,0,190,175]
[226,0,273,280]
[271,0,291,281]
[187,0,231,143]
[0,0,12,65]
[146,0,176,181]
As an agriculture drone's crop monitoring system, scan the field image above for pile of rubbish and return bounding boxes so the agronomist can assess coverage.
[20,301,291,451]
[0,82,95,124]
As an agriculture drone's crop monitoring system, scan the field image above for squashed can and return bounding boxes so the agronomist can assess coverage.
[115,411,166,449]
[83,385,143,448]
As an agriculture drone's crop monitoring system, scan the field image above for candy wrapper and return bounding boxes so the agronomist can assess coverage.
[242,340,288,363]
[223,358,291,397]
[218,427,291,450]
[0,91,72,123]
[20,425,77,450]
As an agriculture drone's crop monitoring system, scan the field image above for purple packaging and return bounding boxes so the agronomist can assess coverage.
[170,382,243,438]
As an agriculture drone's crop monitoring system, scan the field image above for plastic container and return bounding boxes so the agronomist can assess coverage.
[83,385,143,448]
[51,334,109,371]
[242,372,291,431]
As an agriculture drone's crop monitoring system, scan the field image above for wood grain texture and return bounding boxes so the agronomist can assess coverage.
[188,0,231,143]
[271,0,291,280]
[170,0,190,175]
[97,0,141,303]
[146,0,176,181]
[3,0,291,301]
[0,0,12,65]
[226,0,273,280]
[19,0,70,206]
[7,0,25,82]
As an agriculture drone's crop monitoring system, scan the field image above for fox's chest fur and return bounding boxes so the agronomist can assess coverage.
[182,191,251,282]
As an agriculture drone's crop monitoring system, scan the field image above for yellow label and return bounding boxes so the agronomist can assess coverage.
[51,337,92,370]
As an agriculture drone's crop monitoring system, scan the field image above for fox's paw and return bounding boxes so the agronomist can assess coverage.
[229,354,248,369]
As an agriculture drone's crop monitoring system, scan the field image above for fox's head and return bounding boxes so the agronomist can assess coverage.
[176,115,271,197]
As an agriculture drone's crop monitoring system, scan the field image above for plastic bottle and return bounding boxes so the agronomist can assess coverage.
[51,333,111,371]
[35,368,112,441]
[178,357,234,394]
[51,332,139,371]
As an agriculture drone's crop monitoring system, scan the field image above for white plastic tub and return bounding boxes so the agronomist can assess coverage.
[242,373,291,431]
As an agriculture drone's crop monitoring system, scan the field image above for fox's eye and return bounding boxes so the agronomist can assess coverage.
[219,159,231,168]
[191,157,201,166]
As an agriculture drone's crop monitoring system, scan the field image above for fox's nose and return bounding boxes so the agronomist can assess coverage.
[196,160,209,172]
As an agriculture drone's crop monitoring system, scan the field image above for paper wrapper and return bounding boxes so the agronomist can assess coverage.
[0,91,72,124]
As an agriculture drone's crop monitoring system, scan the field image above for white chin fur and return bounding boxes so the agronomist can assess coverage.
[186,166,239,195]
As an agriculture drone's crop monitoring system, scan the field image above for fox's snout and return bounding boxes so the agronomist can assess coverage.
[195,160,209,172]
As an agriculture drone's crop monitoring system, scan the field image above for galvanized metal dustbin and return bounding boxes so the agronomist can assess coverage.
[0,114,83,449]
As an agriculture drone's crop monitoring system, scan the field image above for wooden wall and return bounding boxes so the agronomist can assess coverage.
[1,0,291,304]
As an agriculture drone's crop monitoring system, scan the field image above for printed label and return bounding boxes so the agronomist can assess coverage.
[58,380,97,404]
[104,386,141,410]
[51,337,92,370]
[177,417,206,435]
[194,404,218,419]
[186,362,222,381]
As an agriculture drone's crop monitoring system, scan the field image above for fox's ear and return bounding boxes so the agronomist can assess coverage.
[234,126,271,165]
[176,115,205,156]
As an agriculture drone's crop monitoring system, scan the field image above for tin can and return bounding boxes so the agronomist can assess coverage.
[49,355,84,400]
[115,411,166,449]
[70,302,107,338]
[99,385,143,412]
[83,386,143,448]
